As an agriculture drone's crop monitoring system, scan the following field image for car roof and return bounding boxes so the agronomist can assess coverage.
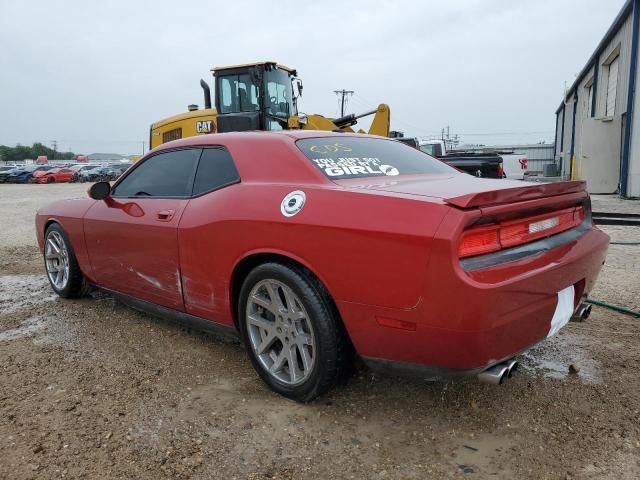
[136,131,403,186]
[153,130,389,152]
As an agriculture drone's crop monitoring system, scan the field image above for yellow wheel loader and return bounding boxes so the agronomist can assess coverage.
[149,61,390,149]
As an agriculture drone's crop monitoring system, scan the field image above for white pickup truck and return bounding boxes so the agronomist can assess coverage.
[419,140,529,180]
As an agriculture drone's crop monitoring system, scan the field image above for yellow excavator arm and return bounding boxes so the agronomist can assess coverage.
[288,104,390,137]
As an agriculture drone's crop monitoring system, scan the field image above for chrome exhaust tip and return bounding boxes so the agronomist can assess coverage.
[505,359,518,377]
[477,359,518,385]
[477,363,509,385]
[571,303,591,322]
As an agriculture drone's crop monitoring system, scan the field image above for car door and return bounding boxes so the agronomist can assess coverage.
[83,148,202,310]
[177,147,241,322]
[58,168,73,182]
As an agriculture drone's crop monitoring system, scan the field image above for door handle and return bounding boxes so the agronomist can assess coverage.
[156,209,175,221]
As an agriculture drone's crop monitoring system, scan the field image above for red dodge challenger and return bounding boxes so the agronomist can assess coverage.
[35,131,609,401]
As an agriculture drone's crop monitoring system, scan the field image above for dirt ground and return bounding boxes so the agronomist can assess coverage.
[1,183,639,480]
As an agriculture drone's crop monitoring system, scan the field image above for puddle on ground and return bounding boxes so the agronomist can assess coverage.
[522,330,602,384]
[0,274,55,315]
[0,313,76,346]
[0,275,77,346]
[0,315,47,341]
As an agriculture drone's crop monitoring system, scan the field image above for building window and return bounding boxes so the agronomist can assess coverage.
[162,128,182,143]
[584,79,593,117]
[604,55,619,117]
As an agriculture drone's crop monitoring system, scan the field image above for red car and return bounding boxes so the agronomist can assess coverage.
[35,131,609,401]
[33,167,75,183]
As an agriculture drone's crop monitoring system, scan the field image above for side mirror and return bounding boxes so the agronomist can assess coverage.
[88,181,111,200]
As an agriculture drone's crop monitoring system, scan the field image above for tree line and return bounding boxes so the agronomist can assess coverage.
[0,143,77,163]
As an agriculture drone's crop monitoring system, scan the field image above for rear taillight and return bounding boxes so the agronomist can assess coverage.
[458,206,585,258]
[459,225,501,258]
[497,162,504,178]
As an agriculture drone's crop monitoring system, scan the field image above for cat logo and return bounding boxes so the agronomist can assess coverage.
[196,120,215,134]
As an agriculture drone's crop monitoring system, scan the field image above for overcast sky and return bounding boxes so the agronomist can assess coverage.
[0,0,628,155]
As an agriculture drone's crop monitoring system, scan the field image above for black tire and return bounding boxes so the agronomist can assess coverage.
[238,262,350,402]
[43,223,85,298]
[47,176,54,183]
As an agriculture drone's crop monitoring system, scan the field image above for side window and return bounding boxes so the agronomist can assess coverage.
[237,74,259,112]
[220,77,234,113]
[605,55,619,117]
[192,148,240,196]
[113,149,201,198]
[219,74,259,114]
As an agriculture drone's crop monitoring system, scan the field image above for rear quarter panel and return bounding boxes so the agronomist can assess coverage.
[177,182,450,328]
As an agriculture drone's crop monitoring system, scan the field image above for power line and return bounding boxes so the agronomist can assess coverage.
[351,93,554,138]
[333,89,354,117]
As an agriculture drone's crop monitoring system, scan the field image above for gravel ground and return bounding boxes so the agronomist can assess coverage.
[1,184,639,479]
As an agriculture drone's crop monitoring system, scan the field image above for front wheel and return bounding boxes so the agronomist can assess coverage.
[238,262,350,402]
[44,223,85,298]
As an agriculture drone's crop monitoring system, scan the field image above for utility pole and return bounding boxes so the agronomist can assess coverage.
[333,89,354,117]
[51,140,57,160]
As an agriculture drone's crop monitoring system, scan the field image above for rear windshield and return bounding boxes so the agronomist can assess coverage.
[296,137,455,179]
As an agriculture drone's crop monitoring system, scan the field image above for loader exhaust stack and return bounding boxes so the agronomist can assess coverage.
[200,79,212,109]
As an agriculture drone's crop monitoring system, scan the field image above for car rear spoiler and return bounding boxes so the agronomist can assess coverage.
[444,180,587,209]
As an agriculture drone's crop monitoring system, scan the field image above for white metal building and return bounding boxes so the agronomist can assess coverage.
[554,0,640,197]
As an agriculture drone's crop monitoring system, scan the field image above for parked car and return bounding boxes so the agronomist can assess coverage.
[33,167,75,184]
[419,140,505,178]
[0,166,19,182]
[35,131,609,401]
[393,137,420,149]
[0,165,17,172]
[78,166,115,182]
[110,163,131,178]
[4,165,54,183]
[493,151,529,180]
[69,164,99,182]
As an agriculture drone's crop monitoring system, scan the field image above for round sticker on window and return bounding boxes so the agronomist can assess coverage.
[281,191,306,217]
[380,165,399,176]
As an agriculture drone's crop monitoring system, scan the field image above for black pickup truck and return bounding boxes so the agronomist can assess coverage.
[397,138,504,178]
[437,151,504,178]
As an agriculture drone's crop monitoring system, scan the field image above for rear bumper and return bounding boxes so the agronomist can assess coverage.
[340,225,609,371]
[361,356,489,381]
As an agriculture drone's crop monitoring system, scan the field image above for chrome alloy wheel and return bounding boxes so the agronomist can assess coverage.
[246,279,316,385]
[45,230,70,290]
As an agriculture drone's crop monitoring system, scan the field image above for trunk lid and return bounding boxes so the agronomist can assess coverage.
[333,174,586,209]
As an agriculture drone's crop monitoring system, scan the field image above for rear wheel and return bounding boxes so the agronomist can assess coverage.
[238,262,349,402]
[44,224,84,298]
[47,176,54,183]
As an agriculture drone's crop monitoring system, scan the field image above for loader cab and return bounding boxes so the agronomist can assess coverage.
[213,62,298,133]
